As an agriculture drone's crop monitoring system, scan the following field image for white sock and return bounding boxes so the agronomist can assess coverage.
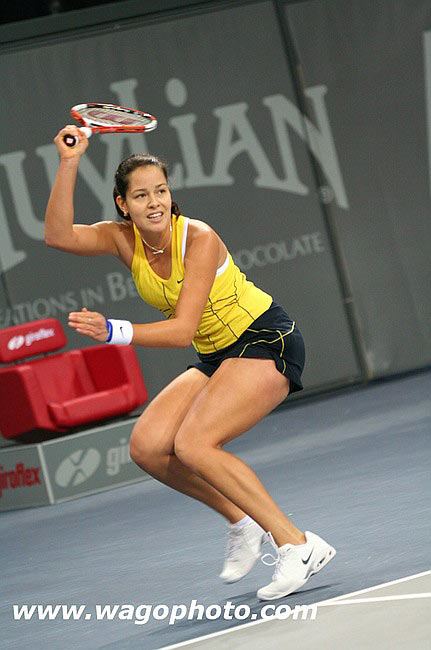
[232,515,254,528]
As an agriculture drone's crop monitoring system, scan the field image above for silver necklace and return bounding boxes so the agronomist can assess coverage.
[141,223,172,255]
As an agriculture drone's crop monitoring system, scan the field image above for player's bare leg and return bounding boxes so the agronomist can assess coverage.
[129,367,246,523]
[173,358,305,546]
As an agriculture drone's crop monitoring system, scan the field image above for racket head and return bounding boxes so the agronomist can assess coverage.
[70,103,158,133]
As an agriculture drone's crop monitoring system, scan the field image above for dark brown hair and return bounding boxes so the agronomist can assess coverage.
[112,153,180,220]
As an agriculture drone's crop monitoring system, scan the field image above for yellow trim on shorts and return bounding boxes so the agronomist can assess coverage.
[238,322,295,374]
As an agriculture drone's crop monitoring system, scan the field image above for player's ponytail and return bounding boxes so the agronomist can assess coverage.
[171,200,180,217]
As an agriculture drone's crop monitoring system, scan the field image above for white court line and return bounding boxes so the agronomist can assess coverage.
[317,568,431,604]
[319,593,431,606]
[158,569,431,650]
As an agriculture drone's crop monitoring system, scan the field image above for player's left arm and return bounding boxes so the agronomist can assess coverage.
[68,225,219,347]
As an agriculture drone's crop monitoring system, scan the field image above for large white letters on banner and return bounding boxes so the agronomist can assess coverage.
[0,77,348,273]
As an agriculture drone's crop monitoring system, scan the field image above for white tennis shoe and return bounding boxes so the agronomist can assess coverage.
[257,531,336,600]
[219,520,266,583]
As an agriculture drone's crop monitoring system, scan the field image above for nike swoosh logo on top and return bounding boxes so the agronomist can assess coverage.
[302,548,314,565]
[177,279,184,284]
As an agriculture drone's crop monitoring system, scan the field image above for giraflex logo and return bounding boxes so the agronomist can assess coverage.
[55,449,101,488]
[0,463,41,498]
[54,438,133,489]
[7,327,55,351]
[7,335,25,351]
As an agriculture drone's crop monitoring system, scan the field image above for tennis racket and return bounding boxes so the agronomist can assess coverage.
[63,103,158,147]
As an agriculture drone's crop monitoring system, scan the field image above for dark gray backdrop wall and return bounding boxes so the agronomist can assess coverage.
[287,0,431,377]
[7,0,429,399]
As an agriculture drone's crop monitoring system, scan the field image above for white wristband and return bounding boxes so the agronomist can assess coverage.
[105,319,134,345]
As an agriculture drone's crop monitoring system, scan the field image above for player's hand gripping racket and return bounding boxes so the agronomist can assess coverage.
[63,103,158,147]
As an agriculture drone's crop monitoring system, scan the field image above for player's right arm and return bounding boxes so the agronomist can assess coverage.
[44,125,119,257]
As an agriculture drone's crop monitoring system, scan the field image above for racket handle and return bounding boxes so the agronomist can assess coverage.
[63,127,93,148]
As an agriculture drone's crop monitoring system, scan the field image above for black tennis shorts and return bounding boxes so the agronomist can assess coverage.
[188,302,305,393]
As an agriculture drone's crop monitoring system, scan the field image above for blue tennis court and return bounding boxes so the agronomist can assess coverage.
[2,369,430,649]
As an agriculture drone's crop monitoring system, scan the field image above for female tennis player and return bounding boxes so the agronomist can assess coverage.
[45,124,336,600]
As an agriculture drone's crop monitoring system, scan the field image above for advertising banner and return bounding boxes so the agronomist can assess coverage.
[40,419,148,503]
[0,445,50,510]
[0,1,360,395]
[287,0,431,376]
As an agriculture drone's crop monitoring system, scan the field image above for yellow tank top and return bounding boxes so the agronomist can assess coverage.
[131,215,272,354]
